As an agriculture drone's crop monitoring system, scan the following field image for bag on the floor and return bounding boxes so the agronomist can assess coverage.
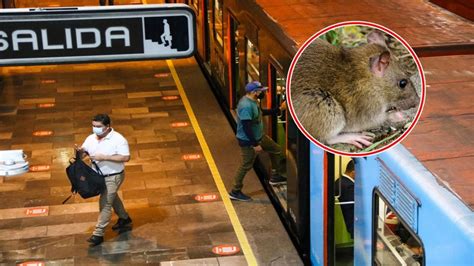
[65,150,105,201]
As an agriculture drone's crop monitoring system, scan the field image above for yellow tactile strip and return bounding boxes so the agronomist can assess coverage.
[167,60,258,266]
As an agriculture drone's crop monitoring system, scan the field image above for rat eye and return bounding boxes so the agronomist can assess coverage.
[399,79,408,89]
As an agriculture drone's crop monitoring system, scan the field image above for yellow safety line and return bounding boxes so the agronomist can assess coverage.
[167,60,258,266]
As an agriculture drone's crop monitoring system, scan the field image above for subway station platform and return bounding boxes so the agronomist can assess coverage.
[0,58,302,265]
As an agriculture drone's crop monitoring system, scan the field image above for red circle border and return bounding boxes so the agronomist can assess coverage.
[286,21,426,157]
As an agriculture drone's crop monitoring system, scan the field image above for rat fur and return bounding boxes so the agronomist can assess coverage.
[290,31,420,149]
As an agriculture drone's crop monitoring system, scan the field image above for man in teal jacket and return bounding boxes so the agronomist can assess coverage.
[229,81,286,201]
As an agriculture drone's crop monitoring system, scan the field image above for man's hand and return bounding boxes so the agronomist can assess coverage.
[74,144,84,152]
[279,101,287,111]
[253,145,263,153]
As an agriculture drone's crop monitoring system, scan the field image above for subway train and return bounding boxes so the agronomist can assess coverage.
[0,0,471,265]
[176,0,474,265]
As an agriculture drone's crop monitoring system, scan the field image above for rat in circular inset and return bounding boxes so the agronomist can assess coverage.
[290,30,420,149]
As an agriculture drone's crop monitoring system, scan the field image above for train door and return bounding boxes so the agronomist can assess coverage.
[245,38,260,84]
[227,14,241,110]
[309,143,327,265]
[210,0,226,91]
[311,151,356,266]
[265,62,288,207]
[286,114,310,261]
[195,0,215,73]
[228,28,259,116]
[203,0,211,67]
[189,0,205,64]
[332,156,355,265]
[267,62,286,139]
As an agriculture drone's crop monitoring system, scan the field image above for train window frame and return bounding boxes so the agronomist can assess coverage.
[372,189,425,266]
[228,12,241,110]
[268,59,287,142]
[212,0,224,48]
[245,38,260,83]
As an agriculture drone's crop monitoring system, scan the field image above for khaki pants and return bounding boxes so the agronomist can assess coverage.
[232,135,285,191]
[93,172,129,236]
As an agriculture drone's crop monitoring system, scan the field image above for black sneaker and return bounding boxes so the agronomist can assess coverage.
[229,190,252,202]
[112,216,132,231]
[87,235,104,246]
[269,175,287,185]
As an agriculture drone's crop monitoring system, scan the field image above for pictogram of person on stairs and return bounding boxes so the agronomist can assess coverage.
[160,19,173,47]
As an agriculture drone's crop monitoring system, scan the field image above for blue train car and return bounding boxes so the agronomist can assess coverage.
[357,146,473,265]
[310,145,474,265]
[310,54,474,265]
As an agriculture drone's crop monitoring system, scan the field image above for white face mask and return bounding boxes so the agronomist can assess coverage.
[92,126,105,136]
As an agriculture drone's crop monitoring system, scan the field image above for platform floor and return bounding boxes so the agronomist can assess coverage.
[0,58,302,265]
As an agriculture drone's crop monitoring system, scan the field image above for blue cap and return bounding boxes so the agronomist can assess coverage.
[245,81,268,93]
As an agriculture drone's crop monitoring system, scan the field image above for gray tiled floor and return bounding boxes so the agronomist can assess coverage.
[0,60,243,264]
[0,57,302,265]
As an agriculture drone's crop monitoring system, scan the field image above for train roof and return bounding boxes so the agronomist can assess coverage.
[253,1,473,209]
[256,0,474,55]
[403,54,474,211]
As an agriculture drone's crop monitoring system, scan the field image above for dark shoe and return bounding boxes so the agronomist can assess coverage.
[87,235,103,246]
[117,226,133,234]
[269,175,287,185]
[112,216,132,231]
[229,190,252,202]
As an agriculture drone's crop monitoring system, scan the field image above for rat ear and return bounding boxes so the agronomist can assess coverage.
[370,51,390,77]
[367,30,387,47]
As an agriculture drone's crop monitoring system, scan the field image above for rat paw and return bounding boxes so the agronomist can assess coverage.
[327,133,374,149]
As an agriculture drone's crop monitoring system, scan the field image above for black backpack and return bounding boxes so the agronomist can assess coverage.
[64,150,105,202]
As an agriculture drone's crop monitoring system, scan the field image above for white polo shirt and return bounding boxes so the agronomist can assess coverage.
[81,129,130,175]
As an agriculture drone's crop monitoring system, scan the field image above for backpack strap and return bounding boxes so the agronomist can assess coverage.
[62,193,75,204]
[91,160,105,176]
[83,151,105,177]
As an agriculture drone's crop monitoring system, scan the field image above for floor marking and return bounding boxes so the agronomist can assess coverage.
[194,193,219,202]
[167,60,258,266]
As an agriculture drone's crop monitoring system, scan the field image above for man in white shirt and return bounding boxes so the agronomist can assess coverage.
[79,114,131,246]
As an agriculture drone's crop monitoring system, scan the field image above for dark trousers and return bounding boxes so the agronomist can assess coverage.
[232,135,285,191]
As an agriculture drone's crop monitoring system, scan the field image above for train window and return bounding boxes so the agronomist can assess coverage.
[213,0,223,47]
[246,39,260,82]
[275,70,286,147]
[214,52,226,86]
[204,0,211,64]
[230,16,242,109]
[374,193,424,266]
[285,115,299,213]
[265,63,288,209]
[333,157,355,264]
